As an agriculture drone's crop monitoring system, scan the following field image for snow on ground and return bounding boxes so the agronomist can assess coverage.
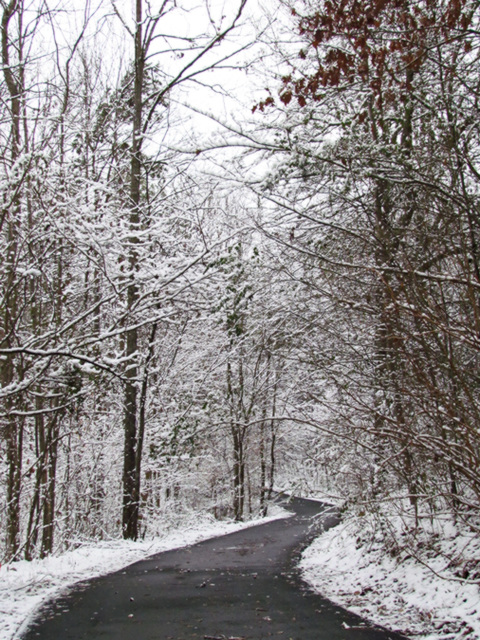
[299,513,480,640]
[1,506,290,640]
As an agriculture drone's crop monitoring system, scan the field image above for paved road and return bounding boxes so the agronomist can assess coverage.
[21,497,406,639]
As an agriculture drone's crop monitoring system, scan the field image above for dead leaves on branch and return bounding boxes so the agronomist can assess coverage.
[254,0,474,112]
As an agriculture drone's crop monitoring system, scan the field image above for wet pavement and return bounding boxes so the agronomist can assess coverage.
[20,497,406,639]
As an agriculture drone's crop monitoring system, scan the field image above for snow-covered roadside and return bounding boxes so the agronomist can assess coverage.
[1,506,290,640]
[299,516,480,640]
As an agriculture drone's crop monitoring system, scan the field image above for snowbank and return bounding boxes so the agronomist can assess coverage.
[299,515,480,639]
[1,506,290,640]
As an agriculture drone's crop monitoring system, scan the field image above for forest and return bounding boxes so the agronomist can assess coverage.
[0,0,479,615]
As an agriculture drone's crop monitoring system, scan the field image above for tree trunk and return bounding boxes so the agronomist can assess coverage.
[40,413,60,558]
[1,0,23,561]
[122,0,145,540]
[267,396,277,501]
[232,426,245,521]
[259,419,267,516]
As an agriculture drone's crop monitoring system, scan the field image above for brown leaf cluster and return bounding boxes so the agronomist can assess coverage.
[276,0,472,109]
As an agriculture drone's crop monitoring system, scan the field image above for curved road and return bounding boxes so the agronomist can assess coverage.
[21,497,406,639]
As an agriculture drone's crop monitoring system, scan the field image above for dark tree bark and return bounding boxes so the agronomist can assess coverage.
[1,0,23,560]
[122,0,145,540]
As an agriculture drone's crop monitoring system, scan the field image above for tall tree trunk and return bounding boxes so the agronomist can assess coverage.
[267,377,277,502]
[133,321,158,536]
[122,0,144,540]
[232,426,245,521]
[259,352,272,516]
[25,401,44,560]
[259,419,267,516]
[1,0,23,560]
[40,411,60,558]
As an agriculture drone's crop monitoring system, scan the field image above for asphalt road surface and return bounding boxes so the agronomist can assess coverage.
[21,497,406,640]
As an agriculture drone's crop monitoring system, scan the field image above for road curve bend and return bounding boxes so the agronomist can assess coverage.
[21,497,406,640]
